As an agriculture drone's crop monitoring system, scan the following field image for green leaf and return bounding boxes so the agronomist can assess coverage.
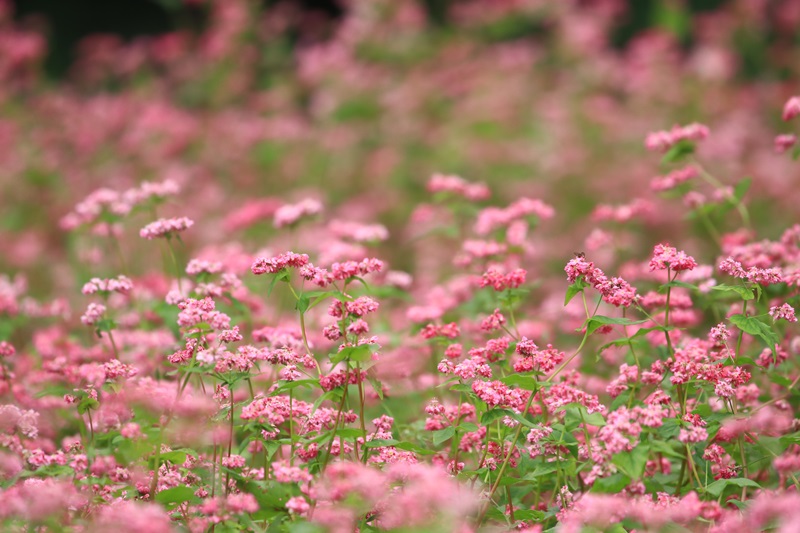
[584,316,647,335]
[560,403,606,427]
[267,269,291,297]
[514,509,545,521]
[564,279,589,306]
[733,177,752,203]
[499,374,540,391]
[611,444,649,480]
[296,290,334,313]
[433,426,456,446]
[154,485,201,505]
[524,463,559,479]
[393,441,436,456]
[95,318,117,333]
[368,376,385,400]
[591,473,631,493]
[459,422,479,432]
[363,439,400,448]
[649,439,684,459]
[729,314,779,357]
[160,451,188,465]
[329,343,379,365]
[77,397,99,414]
[711,284,754,301]
[273,379,320,394]
[481,408,513,426]
[661,140,695,164]
[598,326,675,353]
[659,280,698,291]
[704,477,761,498]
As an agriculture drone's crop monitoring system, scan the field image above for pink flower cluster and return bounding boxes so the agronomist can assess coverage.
[648,243,698,272]
[644,122,710,152]
[139,217,194,239]
[273,198,322,228]
[565,256,638,307]
[81,275,133,295]
[474,197,555,235]
[251,251,309,275]
[718,257,783,285]
[651,166,698,192]
[427,173,490,201]
[479,268,526,291]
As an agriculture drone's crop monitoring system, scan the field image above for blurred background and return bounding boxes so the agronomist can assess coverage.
[1,0,799,300]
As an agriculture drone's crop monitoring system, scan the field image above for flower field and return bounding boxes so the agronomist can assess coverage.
[3,1,800,531]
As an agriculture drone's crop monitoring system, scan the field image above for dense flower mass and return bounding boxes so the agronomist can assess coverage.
[3,2,800,532]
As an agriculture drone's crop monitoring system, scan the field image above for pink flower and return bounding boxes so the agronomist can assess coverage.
[649,243,697,272]
[286,496,310,516]
[427,173,490,201]
[139,217,194,239]
[782,96,800,121]
[0,341,15,357]
[651,166,698,192]
[273,198,322,228]
[251,251,309,275]
[81,275,133,295]
[645,123,710,152]
[80,302,106,326]
[769,303,797,323]
[775,133,797,153]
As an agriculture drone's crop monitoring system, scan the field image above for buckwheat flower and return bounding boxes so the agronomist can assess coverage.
[221,455,246,469]
[0,341,15,357]
[219,326,243,343]
[526,424,553,445]
[186,259,223,276]
[346,318,369,335]
[81,302,106,326]
[747,267,783,285]
[425,399,445,416]
[719,256,746,278]
[299,264,332,287]
[120,423,141,439]
[344,296,379,317]
[226,493,259,514]
[444,344,462,359]
[565,256,595,283]
[678,424,708,444]
[420,322,460,339]
[479,267,526,291]
[651,166,698,192]
[775,133,797,153]
[783,96,800,121]
[323,324,342,341]
[251,251,309,275]
[683,190,706,209]
[649,243,697,272]
[516,337,538,356]
[81,275,133,295]
[329,220,389,243]
[273,198,322,228]
[480,309,506,331]
[427,173,491,201]
[139,216,194,239]
[715,380,735,398]
[598,277,638,307]
[709,323,730,344]
[645,122,710,152]
[770,303,798,323]
[286,496,310,516]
